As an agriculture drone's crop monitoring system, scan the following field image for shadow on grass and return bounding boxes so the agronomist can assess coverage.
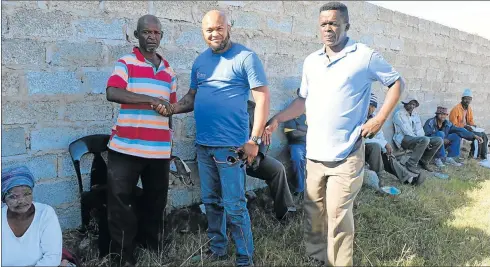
[64,160,490,266]
[354,159,490,266]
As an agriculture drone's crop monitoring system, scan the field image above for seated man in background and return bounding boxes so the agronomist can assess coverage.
[246,100,296,220]
[2,166,63,267]
[449,89,488,161]
[424,106,483,167]
[283,89,307,195]
[365,94,422,185]
[393,96,443,173]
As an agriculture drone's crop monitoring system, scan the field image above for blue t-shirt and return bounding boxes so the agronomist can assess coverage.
[190,43,268,147]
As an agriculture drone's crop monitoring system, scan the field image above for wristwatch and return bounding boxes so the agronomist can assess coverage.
[250,136,262,145]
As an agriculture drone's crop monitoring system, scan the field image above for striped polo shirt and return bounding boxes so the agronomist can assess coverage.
[106,47,177,159]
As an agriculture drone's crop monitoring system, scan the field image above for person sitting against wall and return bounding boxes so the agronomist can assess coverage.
[449,89,488,161]
[423,106,483,168]
[245,100,297,220]
[283,88,307,195]
[392,96,443,173]
[365,93,422,186]
[1,166,64,267]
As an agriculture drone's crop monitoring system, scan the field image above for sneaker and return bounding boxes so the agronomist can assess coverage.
[445,157,462,167]
[191,249,228,263]
[434,158,445,168]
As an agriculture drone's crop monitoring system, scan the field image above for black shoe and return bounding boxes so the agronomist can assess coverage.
[405,163,421,174]
[191,249,228,263]
[409,173,426,186]
[276,206,297,221]
[419,161,434,172]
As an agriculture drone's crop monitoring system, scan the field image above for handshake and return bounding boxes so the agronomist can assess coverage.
[150,98,174,117]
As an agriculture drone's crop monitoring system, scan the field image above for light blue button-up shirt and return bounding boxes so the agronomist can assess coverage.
[299,38,400,161]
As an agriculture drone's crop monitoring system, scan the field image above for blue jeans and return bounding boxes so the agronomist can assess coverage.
[434,131,461,159]
[289,144,306,193]
[196,145,254,266]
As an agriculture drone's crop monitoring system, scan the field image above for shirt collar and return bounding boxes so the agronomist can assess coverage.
[317,37,357,57]
[132,47,163,63]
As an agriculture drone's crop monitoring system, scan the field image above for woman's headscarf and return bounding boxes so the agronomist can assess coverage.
[1,166,35,195]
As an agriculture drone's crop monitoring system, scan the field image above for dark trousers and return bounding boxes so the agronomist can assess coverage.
[107,149,170,264]
[365,143,414,183]
[470,132,488,160]
[246,155,295,219]
[401,136,443,166]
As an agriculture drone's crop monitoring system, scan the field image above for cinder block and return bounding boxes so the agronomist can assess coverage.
[175,25,207,52]
[27,71,82,95]
[47,1,101,16]
[58,153,94,179]
[46,42,104,67]
[247,36,278,55]
[1,39,45,65]
[218,1,246,7]
[154,1,194,23]
[244,1,284,13]
[176,72,191,99]
[107,44,135,63]
[267,16,293,34]
[2,101,60,124]
[55,204,81,230]
[2,154,58,181]
[373,35,390,49]
[231,11,263,30]
[103,1,149,17]
[34,179,79,206]
[359,35,374,46]
[377,7,393,22]
[9,9,73,38]
[163,48,199,70]
[361,2,379,22]
[266,54,302,76]
[390,38,404,51]
[2,12,9,36]
[182,116,196,139]
[291,17,317,38]
[172,140,195,161]
[168,187,200,209]
[31,126,87,152]
[1,127,26,156]
[1,70,23,97]
[74,18,126,40]
[64,102,113,122]
[83,70,112,94]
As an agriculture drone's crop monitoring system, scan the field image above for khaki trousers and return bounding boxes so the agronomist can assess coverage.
[304,144,364,266]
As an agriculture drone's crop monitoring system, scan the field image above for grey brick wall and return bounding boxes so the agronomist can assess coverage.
[2,1,489,229]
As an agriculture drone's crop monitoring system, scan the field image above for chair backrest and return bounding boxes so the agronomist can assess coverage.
[68,134,110,194]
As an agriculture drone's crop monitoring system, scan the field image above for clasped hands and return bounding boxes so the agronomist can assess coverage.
[151,98,174,116]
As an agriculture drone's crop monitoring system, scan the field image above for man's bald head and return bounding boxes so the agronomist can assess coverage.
[201,10,232,53]
[202,10,229,29]
[134,14,162,53]
[137,14,161,32]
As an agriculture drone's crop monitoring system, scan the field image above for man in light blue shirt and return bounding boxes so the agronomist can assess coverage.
[158,10,270,267]
[263,2,403,266]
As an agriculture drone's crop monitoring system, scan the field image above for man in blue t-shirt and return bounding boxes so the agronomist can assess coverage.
[156,10,270,266]
[283,88,307,194]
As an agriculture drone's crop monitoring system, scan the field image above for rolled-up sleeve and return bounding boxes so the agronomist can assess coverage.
[368,51,400,87]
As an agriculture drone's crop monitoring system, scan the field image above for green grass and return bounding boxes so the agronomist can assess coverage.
[64,159,490,266]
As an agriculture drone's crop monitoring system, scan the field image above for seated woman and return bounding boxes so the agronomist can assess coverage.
[2,166,63,266]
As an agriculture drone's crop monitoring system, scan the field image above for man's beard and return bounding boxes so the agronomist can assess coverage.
[211,33,231,53]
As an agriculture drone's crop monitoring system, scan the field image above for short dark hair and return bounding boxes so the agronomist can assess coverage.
[319,2,349,23]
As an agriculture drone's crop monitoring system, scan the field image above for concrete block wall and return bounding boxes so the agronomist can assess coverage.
[2,1,489,229]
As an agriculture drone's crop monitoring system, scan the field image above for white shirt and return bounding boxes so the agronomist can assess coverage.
[2,202,63,267]
[392,108,425,148]
[299,38,400,161]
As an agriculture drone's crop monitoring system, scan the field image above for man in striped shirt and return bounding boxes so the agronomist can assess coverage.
[105,15,175,266]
